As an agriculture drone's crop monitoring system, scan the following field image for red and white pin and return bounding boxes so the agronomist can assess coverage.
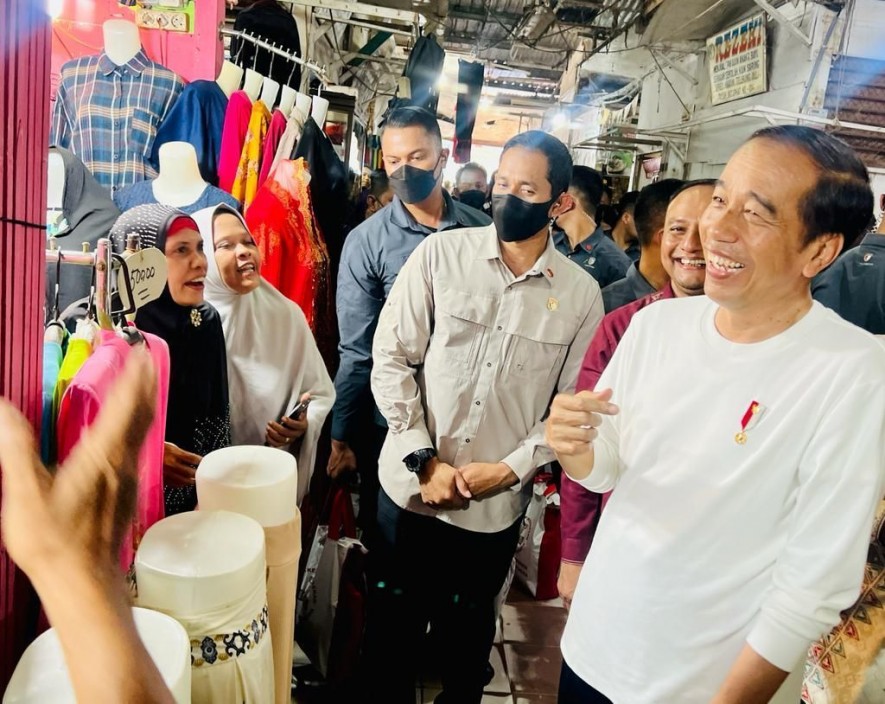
[735,400,765,445]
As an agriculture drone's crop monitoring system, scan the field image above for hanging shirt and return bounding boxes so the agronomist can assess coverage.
[218,91,254,194]
[232,101,271,209]
[553,225,632,289]
[57,330,170,572]
[601,261,657,312]
[257,109,289,190]
[41,340,64,464]
[151,80,228,187]
[50,51,183,194]
[52,337,94,423]
[271,108,306,175]
[113,180,240,215]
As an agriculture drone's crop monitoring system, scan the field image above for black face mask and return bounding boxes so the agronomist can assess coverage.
[388,162,441,204]
[458,189,487,211]
[492,194,555,242]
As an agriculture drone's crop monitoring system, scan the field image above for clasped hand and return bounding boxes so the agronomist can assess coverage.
[418,458,517,510]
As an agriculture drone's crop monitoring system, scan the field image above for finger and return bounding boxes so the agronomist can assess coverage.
[454,470,472,499]
[575,388,619,415]
[300,391,311,404]
[551,425,596,443]
[549,407,600,428]
[176,449,203,466]
[0,400,51,506]
[266,428,289,445]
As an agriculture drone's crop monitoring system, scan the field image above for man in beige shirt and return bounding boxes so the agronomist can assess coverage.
[366,131,604,703]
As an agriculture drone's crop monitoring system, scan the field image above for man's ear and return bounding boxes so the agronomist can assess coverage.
[652,227,665,245]
[550,192,575,218]
[803,233,843,279]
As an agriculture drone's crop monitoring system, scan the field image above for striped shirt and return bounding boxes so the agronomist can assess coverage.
[50,51,183,193]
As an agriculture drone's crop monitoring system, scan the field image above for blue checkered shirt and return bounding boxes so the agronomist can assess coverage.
[50,51,183,193]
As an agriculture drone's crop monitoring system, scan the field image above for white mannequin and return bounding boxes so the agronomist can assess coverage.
[152,142,207,207]
[46,150,65,219]
[278,85,297,117]
[259,77,280,108]
[243,69,263,101]
[293,91,312,122]
[216,60,244,99]
[311,95,329,127]
[102,19,141,67]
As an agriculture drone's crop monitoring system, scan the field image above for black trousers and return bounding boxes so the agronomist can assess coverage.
[558,660,614,704]
[352,422,387,551]
[362,490,523,704]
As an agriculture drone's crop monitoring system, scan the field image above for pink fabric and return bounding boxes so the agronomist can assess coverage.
[258,109,288,189]
[560,284,675,564]
[57,330,170,572]
[218,91,254,194]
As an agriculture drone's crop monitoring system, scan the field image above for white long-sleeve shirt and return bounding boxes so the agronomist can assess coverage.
[562,296,885,703]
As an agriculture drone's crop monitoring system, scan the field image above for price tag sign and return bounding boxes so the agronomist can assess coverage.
[117,247,167,311]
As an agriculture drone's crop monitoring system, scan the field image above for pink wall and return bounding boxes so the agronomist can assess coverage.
[50,0,225,93]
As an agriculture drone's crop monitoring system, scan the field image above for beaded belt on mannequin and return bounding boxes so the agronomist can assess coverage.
[190,605,270,667]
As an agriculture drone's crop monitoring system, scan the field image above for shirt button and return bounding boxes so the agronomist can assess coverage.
[497,325,502,331]
[487,362,492,368]
[475,401,481,406]
[465,439,471,444]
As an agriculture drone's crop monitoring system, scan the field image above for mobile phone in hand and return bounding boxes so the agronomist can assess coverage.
[283,396,311,421]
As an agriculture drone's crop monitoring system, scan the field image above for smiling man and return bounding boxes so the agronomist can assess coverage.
[366,130,603,703]
[546,126,885,704]
[557,179,715,609]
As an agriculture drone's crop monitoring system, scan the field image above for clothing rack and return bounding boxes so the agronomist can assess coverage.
[221,27,327,81]
[46,238,114,329]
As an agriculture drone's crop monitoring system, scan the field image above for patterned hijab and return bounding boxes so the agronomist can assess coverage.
[110,204,231,515]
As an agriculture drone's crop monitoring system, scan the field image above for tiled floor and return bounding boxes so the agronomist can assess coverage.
[292,584,567,703]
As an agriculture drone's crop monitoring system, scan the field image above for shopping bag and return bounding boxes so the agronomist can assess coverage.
[514,472,561,600]
[296,483,367,681]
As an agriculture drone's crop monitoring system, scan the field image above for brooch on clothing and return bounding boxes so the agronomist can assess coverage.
[735,400,765,445]
[190,308,202,327]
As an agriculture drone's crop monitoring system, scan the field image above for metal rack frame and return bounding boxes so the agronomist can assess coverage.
[221,27,328,81]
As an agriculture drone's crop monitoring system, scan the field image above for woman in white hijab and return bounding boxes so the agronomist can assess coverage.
[193,204,334,504]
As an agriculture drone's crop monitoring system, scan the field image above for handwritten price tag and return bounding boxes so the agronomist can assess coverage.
[117,247,167,311]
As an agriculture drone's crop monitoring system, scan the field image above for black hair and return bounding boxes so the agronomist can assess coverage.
[750,125,873,247]
[368,169,390,199]
[456,162,488,185]
[381,106,442,149]
[634,179,685,247]
[568,166,605,217]
[669,179,717,202]
[502,130,573,200]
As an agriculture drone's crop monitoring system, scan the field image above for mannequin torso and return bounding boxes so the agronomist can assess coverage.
[153,142,208,206]
[243,69,263,101]
[216,60,244,99]
[103,19,141,66]
[47,150,65,227]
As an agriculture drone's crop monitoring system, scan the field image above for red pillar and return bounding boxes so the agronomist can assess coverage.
[0,0,51,686]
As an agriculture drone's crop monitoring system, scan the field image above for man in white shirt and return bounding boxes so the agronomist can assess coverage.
[367,131,604,703]
[546,125,885,704]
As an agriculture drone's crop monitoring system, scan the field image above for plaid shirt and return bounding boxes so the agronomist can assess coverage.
[50,51,183,193]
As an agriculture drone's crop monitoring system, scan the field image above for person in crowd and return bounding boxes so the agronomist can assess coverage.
[557,179,714,609]
[455,161,489,212]
[813,214,885,334]
[601,179,682,312]
[0,352,175,703]
[553,165,631,288]
[111,205,230,516]
[363,168,394,220]
[609,190,640,262]
[546,126,885,704]
[366,130,603,704]
[601,183,613,206]
[328,106,490,544]
[194,204,334,504]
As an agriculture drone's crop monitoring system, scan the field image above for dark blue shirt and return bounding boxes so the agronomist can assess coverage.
[332,192,491,440]
[553,225,631,289]
[813,232,885,334]
[601,262,657,313]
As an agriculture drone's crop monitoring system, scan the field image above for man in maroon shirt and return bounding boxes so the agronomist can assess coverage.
[557,179,716,607]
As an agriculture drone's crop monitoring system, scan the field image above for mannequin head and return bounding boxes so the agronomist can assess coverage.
[102,19,141,67]
[216,61,244,99]
[212,212,262,295]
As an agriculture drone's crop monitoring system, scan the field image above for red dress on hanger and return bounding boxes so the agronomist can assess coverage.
[246,158,335,367]
[258,108,288,190]
[218,90,254,194]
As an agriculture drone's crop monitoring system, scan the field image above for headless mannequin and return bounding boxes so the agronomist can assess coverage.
[310,95,329,127]
[103,19,141,66]
[259,77,280,108]
[278,86,297,116]
[216,60,244,99]
[152,142,207,206]
[293,92,311,122]
[243,69,263,101]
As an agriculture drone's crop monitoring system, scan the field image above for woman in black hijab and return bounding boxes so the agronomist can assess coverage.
[110,204,231,515]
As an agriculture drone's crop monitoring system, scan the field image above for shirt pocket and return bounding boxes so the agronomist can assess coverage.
[503,314,575,381]
[433,288,493,373]
[130,107,158,158]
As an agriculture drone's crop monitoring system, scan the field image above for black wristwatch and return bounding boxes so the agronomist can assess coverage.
[404,447,436,473]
